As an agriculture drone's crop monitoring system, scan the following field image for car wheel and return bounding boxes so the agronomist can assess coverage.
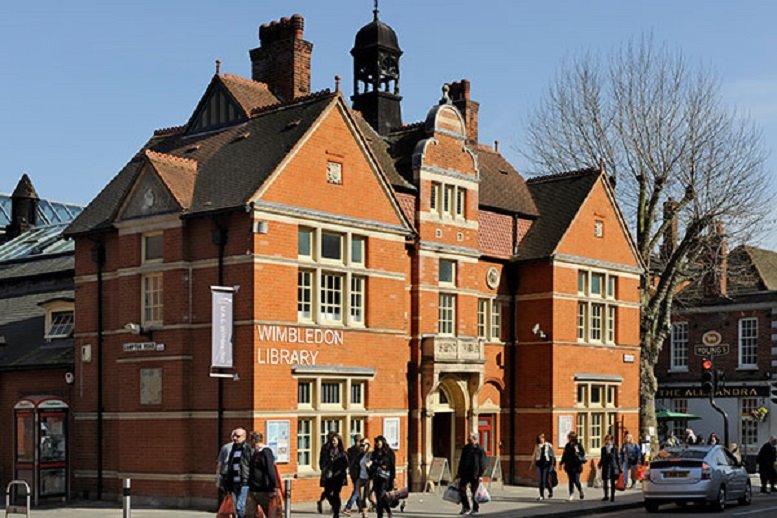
[644,500,659,513]
[713,485,726,512]
[738,481,752,506]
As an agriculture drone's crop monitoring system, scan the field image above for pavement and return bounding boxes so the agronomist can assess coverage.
[1,482,648,517]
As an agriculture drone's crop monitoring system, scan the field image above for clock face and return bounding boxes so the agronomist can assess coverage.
[380,55,398,76]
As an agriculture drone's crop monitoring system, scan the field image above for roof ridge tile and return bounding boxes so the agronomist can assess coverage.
[220,73,270,89]
[526,167,599,184]
[249,89,334,117]
[145,149,198,170]
[153,125,186,136]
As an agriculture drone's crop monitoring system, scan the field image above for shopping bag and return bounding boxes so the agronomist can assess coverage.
[217,493,236,518]
[474,482,491,504]
[635,465,646,481]
[615,472,625,491]
[547,467,559,488]
[442,481,461,504]
[268,491,283,518]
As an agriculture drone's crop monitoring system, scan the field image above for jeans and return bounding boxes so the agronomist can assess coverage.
[622,461,636,487]
[345,477,360,509]
[567,470,583,496]
[536,465,551,497]
[231,485,249,518]
[323,478,344,517]
[373,477,391,517]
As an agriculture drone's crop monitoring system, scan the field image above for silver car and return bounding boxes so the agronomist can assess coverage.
[642,445,751,512]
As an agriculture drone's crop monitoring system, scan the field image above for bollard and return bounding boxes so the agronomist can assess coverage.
[123,478,131,518]
[284,479,292,518]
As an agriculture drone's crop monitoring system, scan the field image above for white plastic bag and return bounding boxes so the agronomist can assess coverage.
[474,482,491,504]
[442,481,461,504]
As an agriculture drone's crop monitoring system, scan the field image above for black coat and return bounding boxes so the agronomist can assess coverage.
[757,442,777,473]
[225,441,252,490]
[248,447,278,492]
[560,442,586,474]
[347,444,362,481]
[369,448,396,486]
[457,444,488,481]
[598,444,621,480]
[320,448,349,487]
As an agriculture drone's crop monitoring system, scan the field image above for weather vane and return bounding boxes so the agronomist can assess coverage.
[374,0,379,19]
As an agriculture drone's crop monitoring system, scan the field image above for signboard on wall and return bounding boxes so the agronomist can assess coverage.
[657,385,768,399]
[383,417,400,450]
[266,420,290,463]
[211,286,236,369]
[558,415,573,448]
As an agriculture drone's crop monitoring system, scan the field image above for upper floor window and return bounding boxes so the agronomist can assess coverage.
[438,294,455,335]
[455,188,466,217]
[439,259,456,286]
[670,322,689,370]
[143,233,163,263]
[47,310,74,338]
[738,318,758,368]
[142,272,163,326]
[477,298,502,342]
[351,236,366,266]
[430,182,440,211]
[321,231,344,262]
[577,270,618,345]
[590,273,604,297]
[429,181,467,219]
[298,227,313,258]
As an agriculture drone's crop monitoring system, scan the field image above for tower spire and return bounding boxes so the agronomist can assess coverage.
[373,0,379,20]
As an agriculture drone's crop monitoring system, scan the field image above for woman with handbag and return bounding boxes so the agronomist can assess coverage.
[598,434,621,502]
[320,433,349,518]
[559,431,585,501]
[370,435,396,518]
[531,433,556,501]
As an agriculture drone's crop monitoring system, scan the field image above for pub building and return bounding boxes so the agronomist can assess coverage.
[656,241,777,469]
[63,9,642,505]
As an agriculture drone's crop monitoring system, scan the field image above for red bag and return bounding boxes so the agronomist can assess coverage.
[615,472,625,491]
[268,491,283,518]
[217,493,236,518]
[635,465,646,481]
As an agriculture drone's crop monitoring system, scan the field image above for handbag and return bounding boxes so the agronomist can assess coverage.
[376,466,391,480]
[217,493,236,518]
[548,467,559,488]
[474,482,491,504]
[635,465,646,481]
[267,490,283,518]
[615,472,625,491]
[442,481,461,504]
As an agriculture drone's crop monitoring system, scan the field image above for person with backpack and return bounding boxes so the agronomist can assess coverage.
[620,432,641,489]
[531,432,556,501]
[559,431,585,501]
[245,432,278,518]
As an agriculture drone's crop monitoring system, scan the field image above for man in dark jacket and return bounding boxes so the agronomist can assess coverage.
[225,428,252,518]
[245,432,278,518]
[343,434,364,514]
[756,436,777,493]
[456,433,488,516]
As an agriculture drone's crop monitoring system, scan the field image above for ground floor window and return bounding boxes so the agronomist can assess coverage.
[670,398,688,439]
[575,380,620,452]
[740,397,758,449]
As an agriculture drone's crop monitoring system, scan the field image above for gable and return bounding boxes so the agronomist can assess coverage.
[556,176,639,267]
[255,99,411,231]
[188,80,248,134]
[117,165,180,221]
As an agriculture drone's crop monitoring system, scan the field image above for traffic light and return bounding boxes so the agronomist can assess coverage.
[701,359,715,395]
[771,380,777,405]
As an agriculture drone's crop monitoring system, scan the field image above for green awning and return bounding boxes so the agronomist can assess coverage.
[655,409,701,421]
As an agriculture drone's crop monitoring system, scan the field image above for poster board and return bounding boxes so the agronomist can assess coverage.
[383,417,400,450]
[424,457,452,493]
[266,420,290,463]
[558,415,573,447]
[483,455,504,490]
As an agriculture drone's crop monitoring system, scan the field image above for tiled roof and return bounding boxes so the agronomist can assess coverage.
[517,168,600,261]
[0,254,73,281]
[736,245,777,291]
[353,112,416,191]
[67,92,337,236]
[475,147,538,218]
[395,193,416,226]
[219,74,279,115]
[0,290,74,370]
[478,210,513,259]
[145,150,198,210]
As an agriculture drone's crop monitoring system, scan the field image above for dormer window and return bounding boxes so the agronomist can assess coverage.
[39,298,75,339]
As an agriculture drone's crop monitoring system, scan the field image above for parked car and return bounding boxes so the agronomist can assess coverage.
[642,445,751,512]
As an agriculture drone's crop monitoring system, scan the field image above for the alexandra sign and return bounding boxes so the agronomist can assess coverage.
[256,324,343,365]
[657,385,768,399]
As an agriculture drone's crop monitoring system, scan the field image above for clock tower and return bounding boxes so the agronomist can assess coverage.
[350,2,403,135]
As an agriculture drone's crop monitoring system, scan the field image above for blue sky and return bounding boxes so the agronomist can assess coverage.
[1,1,775,244]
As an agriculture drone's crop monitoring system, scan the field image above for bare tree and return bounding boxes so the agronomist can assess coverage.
[522,36,772,452]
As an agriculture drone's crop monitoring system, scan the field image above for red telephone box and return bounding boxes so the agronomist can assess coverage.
[13,396,68,505]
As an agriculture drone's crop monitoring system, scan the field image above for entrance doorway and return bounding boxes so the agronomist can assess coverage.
[478,415,494,457]
[432,413,452,461]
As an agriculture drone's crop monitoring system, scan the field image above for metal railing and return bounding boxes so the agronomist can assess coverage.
[4,480,30,518]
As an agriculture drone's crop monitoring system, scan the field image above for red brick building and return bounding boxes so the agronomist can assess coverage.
[63,11,642,505]
[657,244,777,469]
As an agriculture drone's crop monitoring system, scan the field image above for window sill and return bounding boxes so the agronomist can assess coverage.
[668,368,689,373]
[736,366,759,371]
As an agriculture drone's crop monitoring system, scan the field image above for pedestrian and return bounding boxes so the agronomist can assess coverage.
[224,427,252,518]
[370,435,396,518]
[559,431,585,501]
[355,439,373,518]
[217,430,236,507]
[531,432,555,501]
[245,432,278,518]
[320,433,349,518]
[456,433,488,516]
[620,432,640,489]
[317,431,336,514]
[684,428,697,446]
[598,434,621,502]
[707,432,720,446]
[756,436,777,493]
[343,434,364,515]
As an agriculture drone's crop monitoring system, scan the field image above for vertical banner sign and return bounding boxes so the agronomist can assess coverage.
[211,286,235,369]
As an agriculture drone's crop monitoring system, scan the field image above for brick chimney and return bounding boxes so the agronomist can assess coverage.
[249,14,313,102]
[448,79,479,146]
[5,173,39,240]
[703,221,727,298]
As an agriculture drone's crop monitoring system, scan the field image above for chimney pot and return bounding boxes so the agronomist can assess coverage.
[250,14,312,101]
[448,79,479,145]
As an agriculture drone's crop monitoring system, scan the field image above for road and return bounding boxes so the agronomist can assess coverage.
[596,493,777,517]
